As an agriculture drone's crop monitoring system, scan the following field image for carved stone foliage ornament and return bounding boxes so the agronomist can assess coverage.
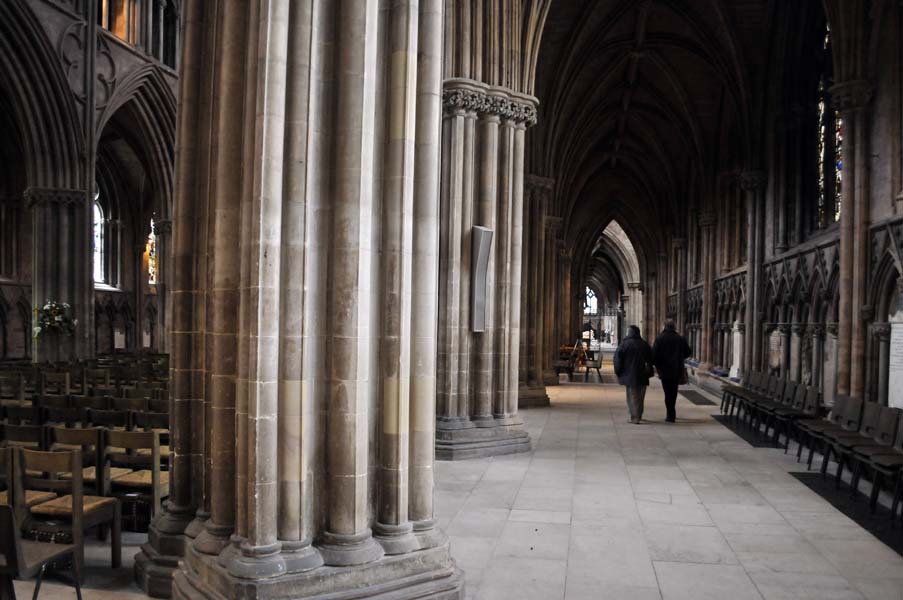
[830,80,873,113]
[59,23,117,109]
[442,79,538,126]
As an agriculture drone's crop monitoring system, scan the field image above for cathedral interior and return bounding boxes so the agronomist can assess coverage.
[2,1,903,599]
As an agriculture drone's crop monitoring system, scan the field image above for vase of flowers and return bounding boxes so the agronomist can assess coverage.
[33,301,78,364]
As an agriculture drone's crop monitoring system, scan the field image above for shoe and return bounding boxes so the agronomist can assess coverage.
[665,418,676,423]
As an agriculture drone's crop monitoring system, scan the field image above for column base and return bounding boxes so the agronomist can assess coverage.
[172,535,464,600]
[542,369,559,386]
[435,418,531,461]
[135,507,196,597]
[518,384,550,408]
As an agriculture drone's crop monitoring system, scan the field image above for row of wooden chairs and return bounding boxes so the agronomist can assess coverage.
[3,393,168,416]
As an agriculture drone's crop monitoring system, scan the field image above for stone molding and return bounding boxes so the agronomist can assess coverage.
[860,304,875,321]
[830,80,873,113]
[442,78,539,126]
[24,187,86,209]
[525,174,554,190]
[872,322,891,341]
[544,215,563,233]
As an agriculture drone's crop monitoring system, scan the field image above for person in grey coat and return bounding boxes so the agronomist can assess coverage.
[614,325,654,423]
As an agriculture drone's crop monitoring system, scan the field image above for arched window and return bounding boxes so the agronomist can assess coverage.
[147,218,157,285]
[93,200,105,283]
[584,287,597,315]
[815,25,842,229]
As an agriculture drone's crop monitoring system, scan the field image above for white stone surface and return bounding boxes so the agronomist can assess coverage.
[888,322,903,409]
[437,382,903,600]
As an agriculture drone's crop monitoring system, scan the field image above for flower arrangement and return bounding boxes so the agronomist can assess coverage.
[33,301,78,339]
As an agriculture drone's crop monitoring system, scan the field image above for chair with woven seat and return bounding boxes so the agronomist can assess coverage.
[48,428,130,497]
[104,429,167,518]
[0,448,55,511]
[0,504,83,600]
[38,373,69,399]
[15,448,121,580]
[131,411,170,466]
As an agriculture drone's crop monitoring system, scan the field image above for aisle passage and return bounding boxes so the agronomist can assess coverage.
[437,384,903,600]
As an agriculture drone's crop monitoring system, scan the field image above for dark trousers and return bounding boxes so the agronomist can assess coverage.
[662,377,679,421]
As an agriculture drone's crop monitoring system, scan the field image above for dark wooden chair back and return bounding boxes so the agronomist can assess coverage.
[84,408,130,430]
[69,394,111,411]
[2,404,42,426]
[856,401,881,437]
[873,406,902,446]
[0,423,44,449]
[840,396,864,431]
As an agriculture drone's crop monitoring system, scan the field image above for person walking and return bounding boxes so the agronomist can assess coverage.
[614,325,654,424]
[653,319,692,423]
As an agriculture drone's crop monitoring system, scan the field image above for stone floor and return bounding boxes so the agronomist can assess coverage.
[14,381,903,599]
[437,382,903,600]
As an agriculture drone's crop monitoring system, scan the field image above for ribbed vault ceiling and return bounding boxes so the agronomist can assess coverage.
[530,0,769,270]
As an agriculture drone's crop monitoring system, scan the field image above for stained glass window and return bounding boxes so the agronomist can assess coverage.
[584,287,597,315]
[147,219,157,285]
[93,200,105,283]
[816,26,842,229]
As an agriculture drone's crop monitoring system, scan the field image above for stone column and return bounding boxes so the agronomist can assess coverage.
[543,218,562,383]
[741,171,766,374]
[136,1,208,593]
[152,219,172,351]
[519,177,551,408]
[779,324,792,379]
[791,324,805,382]
[168,1,463,598]
[26,188,91,362]
[873,323,891,406]
[434,79,535,459]
[811,325,825,392]
[699,212,717,371]
[673,238,687,333]
[834,80,873,397]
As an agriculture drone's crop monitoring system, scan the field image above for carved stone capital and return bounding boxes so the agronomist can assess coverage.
[740,170,767,191]
[525,175,554,192]
[24,187,86,209]
[778,324,791,335]
[791,323,806,335]
[860,305,875,322]
[830,80,873,113]
[736,323,746,333]
[826,323,839,336]
[442,78,538,126]
[872,322,892,342]
[672,237,687,250]
[810,325,825,338]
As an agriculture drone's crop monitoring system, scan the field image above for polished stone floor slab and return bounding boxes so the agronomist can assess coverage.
[438,382,903,600]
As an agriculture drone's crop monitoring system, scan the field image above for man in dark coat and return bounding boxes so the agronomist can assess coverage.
[614,325,654,423]
[653,319,692,423]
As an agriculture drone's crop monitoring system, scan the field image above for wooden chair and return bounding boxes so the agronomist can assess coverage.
[0,374,25,405]
[68,395,110,412]
[0,503,84,600]
[0,448,55,511]
[110,397,148,413]
[105,429,168,518]
[16,448,122,579]
[0,425,44,451]
[132,411,170,467]
[48,428,130,497]
[38,373,69,398]
[1,407,41,427]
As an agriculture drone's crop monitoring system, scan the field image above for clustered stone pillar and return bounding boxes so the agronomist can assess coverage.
[26,188,93,361]
[672,238,687,333]
[518,175,553,407]
[833,79,873,399]
[435,78,536,460]
[542,217,562,384]
[741,170,766,374]
[140,2,464,598]
[699,211,717,371]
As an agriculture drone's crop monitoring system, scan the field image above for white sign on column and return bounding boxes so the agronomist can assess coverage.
[889,323,903,409]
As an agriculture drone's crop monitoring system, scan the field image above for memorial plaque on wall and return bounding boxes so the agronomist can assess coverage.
[769,330,781,370]
[889,322,903,409]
